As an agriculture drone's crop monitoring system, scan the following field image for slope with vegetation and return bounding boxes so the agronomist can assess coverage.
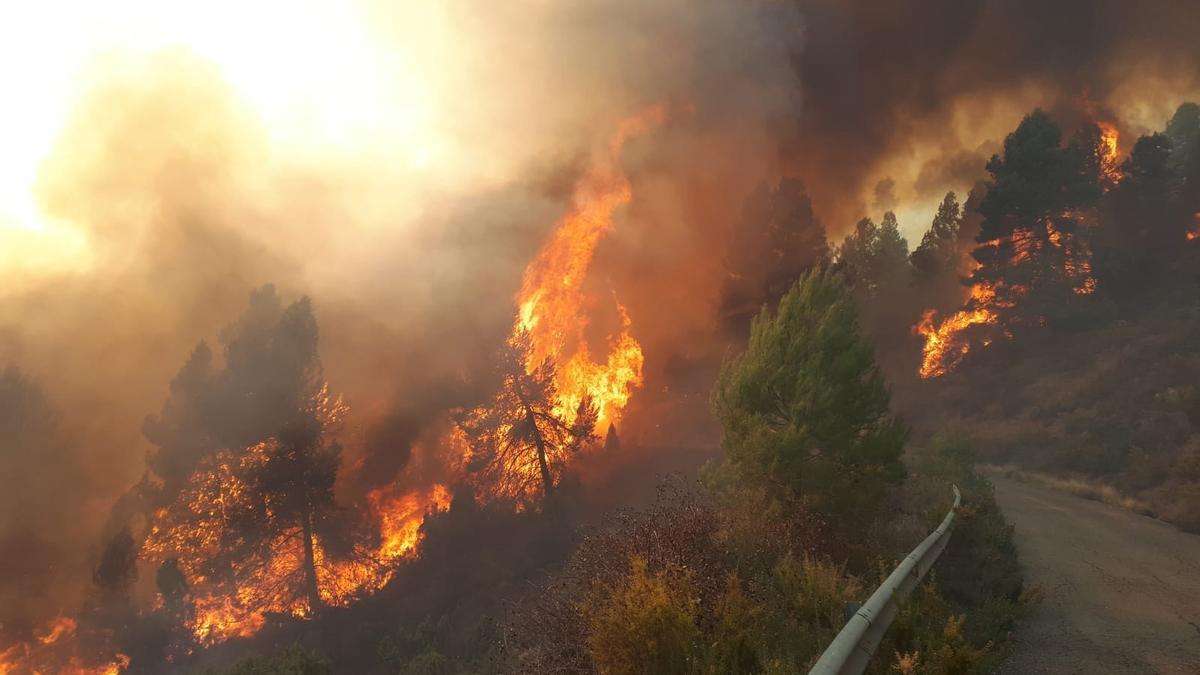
[903,103,1200,532]
[195,272,1022,674]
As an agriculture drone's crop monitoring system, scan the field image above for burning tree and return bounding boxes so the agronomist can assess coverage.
[971,111,1102,318]
[916,111,1108,378]
[1094,133,1191,295]
[144,384,349,623]
[1092,103,1200,297]
[454,103,662,507]
[136,289,381,644]
[458,331,598,505]
[142,286,331,500]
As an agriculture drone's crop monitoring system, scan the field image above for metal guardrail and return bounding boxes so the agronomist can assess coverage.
[808,484,963,675]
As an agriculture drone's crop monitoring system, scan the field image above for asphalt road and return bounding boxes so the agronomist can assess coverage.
[991,475,1200,674]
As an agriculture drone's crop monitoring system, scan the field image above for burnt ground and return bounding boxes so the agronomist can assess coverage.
[991,475,1200,674]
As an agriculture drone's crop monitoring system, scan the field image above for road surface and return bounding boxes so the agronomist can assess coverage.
[992,475,1200,674]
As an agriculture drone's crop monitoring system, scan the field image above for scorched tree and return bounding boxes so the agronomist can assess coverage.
[457,330,598,506]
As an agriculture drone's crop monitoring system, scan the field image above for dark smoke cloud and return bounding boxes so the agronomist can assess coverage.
[783,0,1200,234]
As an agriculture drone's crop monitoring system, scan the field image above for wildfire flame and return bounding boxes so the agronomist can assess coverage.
[915,284,1001,379]
[1096,120,1122,189]
[10,107,668,665]
[368,483,452,559]
[35,617,77,646]
[138,386,456,646]
[916,217,1093,378]
[514,104,665,430]
[0,616,128,675]
[167,477,452,645]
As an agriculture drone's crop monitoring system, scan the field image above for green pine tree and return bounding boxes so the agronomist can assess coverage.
[911,192,962,282]
[710,269,906,519]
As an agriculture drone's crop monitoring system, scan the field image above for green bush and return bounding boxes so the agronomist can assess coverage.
[211,647,331,675]
[583,556,701,675]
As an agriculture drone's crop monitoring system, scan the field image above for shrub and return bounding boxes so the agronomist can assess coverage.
[212,647,331,675]
[583,557,700,675]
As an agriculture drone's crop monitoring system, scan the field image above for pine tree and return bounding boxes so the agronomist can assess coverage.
[1165,102,1200,213]
[836,217,878,290]
[1094,133,1190,295]
[605,424,621,452]
[458,331,598,505]
[710,269,907,518]
[969,110,1102,327]
[723,178,829,329]
[874,211,911,289]
[143,285,325,501]
[911,192,962,282]
[141,291,352,616]
[837,213,909,298]
[94,527,139,593]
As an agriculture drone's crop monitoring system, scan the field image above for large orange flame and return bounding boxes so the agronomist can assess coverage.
[515,104,665,430]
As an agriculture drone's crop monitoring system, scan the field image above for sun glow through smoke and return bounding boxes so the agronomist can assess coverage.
[0,0,443,274]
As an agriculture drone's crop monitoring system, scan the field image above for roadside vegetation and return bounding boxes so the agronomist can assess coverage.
[986,465,1156,517]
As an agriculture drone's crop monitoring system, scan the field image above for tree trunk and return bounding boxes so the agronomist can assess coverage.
[299,504,323,613]
[523,404,555,498]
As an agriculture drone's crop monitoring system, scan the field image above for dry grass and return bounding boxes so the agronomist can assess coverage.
[983,465,1156,517]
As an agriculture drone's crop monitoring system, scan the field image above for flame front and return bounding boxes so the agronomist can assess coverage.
[915,284,1002,379]
[140,391,453,646]
[514,104,665,430]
